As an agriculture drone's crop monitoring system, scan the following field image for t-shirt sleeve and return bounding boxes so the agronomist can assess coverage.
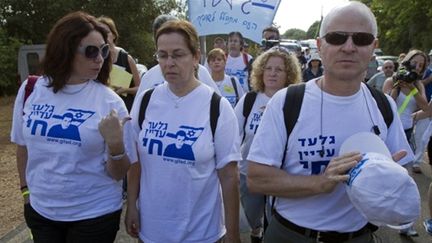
[247,89,287,167]
[214,98,242,169]
[234,95,246,137]
[198,65,221,95]
[10,80,28,145]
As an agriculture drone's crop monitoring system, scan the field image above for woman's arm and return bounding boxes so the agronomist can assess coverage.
[99,109,131,180]
[127,55,141,92]
[114,55,141,95]
[16,145,29,203]
[382,77,398,100]
[217,162,240,243]
[125,162,141,238]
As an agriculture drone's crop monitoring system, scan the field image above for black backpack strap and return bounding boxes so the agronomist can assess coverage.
[138,88,155,130]
[271,83,306,214]
[230,76,240,105]
[242,91,258,141]
[210,92,221,138]
[365,84,393,128]
[284,83,306,142]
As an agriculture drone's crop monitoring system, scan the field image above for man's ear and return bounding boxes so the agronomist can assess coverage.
[374,38,379,49]
[317,37,322,53]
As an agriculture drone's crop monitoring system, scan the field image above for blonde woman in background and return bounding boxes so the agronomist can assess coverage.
[234,46,302,243]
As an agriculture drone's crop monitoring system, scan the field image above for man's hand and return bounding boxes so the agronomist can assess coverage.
[321,152,362,193]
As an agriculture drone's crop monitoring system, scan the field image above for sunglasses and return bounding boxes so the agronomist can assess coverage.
[322,32,375,46]
[77,44,110,59]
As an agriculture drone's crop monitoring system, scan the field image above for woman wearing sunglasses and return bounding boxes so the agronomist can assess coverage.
[10,11,133,242]
[98,16,140,112]
[125,20,241,243]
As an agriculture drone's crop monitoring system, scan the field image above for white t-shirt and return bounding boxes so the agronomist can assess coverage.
[137,64,220,95]
[10,76,134,221]
[225,53,253,93]
[215,74,245,107]
[395,91,417,130]
[234,92,270,175]
[129,82,241,243]
[247,80,413,232]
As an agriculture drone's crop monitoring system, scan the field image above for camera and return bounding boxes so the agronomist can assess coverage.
[261,39,280,50]
[395,61,418,83]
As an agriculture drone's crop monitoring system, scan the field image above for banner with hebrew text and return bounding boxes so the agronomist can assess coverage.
[188,0,281,43]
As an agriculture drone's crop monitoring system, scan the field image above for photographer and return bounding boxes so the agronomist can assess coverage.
[383,50,428,144]
[382,51,428,225]
[261,26,280,52]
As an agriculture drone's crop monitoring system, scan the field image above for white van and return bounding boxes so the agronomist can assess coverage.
[17,44,46,84]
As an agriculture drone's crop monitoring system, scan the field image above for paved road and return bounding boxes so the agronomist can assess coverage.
[2,162,432,243]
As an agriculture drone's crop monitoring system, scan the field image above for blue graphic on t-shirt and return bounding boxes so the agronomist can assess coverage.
[163,130,195,160]
[297,135,336,174]
[47,112,81,141]
[143,123,204,163]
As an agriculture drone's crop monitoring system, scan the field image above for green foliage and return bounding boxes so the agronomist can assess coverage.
[0,0,182,95]
[363,0,432,55]
[0,28,23,95]
[306,21,320,39]
[282,28,306,40]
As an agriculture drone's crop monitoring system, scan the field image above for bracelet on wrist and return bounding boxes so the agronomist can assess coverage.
[109,151,126,161]
[22,190,30,197]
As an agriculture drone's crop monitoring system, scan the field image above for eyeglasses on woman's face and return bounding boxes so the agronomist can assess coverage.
[77,43,109,59]
[153,51,192,62]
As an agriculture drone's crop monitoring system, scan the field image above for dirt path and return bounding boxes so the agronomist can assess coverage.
[0,96,23,238]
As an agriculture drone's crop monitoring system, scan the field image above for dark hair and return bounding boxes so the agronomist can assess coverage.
[42,11,111,93]
[401,49,427,75]
[152,14,179,39]
[155,20,199,57]
[262,26,280,39]
[228,31,244,47]
[98,16,119,44]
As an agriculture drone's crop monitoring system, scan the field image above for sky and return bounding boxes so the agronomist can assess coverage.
[273,0,349,33]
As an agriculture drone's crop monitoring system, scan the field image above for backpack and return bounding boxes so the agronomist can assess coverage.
[230,76,240,105]
[242,83,393,145]
[265,82,393,213]
[23,75,40,109]
[138,88,222,138]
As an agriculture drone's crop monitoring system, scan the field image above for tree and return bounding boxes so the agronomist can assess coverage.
[282,28,306,40]
[306,21,320,39]
[0,0,182,95]
[361,0,432,55]
[0,27,21,95]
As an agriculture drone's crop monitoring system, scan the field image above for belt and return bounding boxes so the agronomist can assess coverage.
[274,211,372,242]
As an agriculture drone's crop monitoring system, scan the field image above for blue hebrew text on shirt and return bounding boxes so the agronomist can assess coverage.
[142,122,204,164]
[297,135,336,175]
[27,104,95,146]
[248,109,264,134]
[225,68,247,86]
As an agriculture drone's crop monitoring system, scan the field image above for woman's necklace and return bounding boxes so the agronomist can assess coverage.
[61,81,90,95]
[166,89,186,108]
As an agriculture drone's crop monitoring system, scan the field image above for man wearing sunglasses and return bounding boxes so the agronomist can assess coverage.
[247,2,413,242]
